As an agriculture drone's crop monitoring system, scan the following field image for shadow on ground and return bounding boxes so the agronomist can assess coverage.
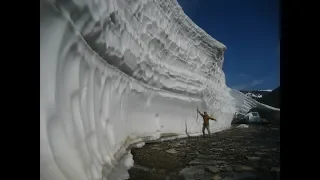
[128,124,280,180]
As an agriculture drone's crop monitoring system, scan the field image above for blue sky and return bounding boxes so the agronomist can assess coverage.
[177,0,279,90]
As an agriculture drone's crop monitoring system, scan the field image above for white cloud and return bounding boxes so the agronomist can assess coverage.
[231,79,264,90]
[231,83,248,90]
[250,79,264,87]
[239,73,248,78]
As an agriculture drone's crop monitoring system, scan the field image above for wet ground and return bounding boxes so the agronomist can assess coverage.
[128,124,280,180]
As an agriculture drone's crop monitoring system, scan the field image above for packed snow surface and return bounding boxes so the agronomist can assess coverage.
[237,124,249,128]
[40,0,278,180]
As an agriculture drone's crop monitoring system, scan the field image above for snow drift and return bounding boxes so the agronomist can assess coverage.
[40,0,278,180]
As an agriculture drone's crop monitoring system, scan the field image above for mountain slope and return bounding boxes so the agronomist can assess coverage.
[258,86,280,108]
[240,88,280,109]
[240,90,271,100]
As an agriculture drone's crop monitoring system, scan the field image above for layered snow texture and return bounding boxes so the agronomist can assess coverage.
[40,0,278,180]
[230,89,280,115]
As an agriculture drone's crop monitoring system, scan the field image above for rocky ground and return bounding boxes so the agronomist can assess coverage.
[127,124,280,180]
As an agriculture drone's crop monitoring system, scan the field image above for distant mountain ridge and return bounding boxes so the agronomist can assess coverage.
[239,90,271,100]
[259,86,280,108]
[240,87,280,108]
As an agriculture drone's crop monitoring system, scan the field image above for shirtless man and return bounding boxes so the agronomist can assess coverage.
[197,109,217,137]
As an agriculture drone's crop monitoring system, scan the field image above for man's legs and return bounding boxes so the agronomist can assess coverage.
[206,125,211,137]
[202,124,206,137]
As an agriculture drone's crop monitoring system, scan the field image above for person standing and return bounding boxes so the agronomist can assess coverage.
[197,109,217,137]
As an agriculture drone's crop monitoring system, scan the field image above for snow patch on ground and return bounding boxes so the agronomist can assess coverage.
[237,124,249,128]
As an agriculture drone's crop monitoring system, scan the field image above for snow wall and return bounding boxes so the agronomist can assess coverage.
[40,0,278,180]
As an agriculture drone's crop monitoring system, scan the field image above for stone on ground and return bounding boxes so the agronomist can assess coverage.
[166,148,178,154]
[205,166,220,173]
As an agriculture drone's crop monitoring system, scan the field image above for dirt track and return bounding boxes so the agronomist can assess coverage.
[128,124,280,180]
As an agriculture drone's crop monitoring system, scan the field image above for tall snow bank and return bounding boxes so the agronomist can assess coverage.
[40,0,275,180]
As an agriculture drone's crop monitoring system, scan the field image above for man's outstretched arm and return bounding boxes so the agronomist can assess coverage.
[209,116,217,121]
[197,109,204,117]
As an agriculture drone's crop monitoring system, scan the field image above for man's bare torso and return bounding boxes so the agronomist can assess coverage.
[202,115,212,125]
